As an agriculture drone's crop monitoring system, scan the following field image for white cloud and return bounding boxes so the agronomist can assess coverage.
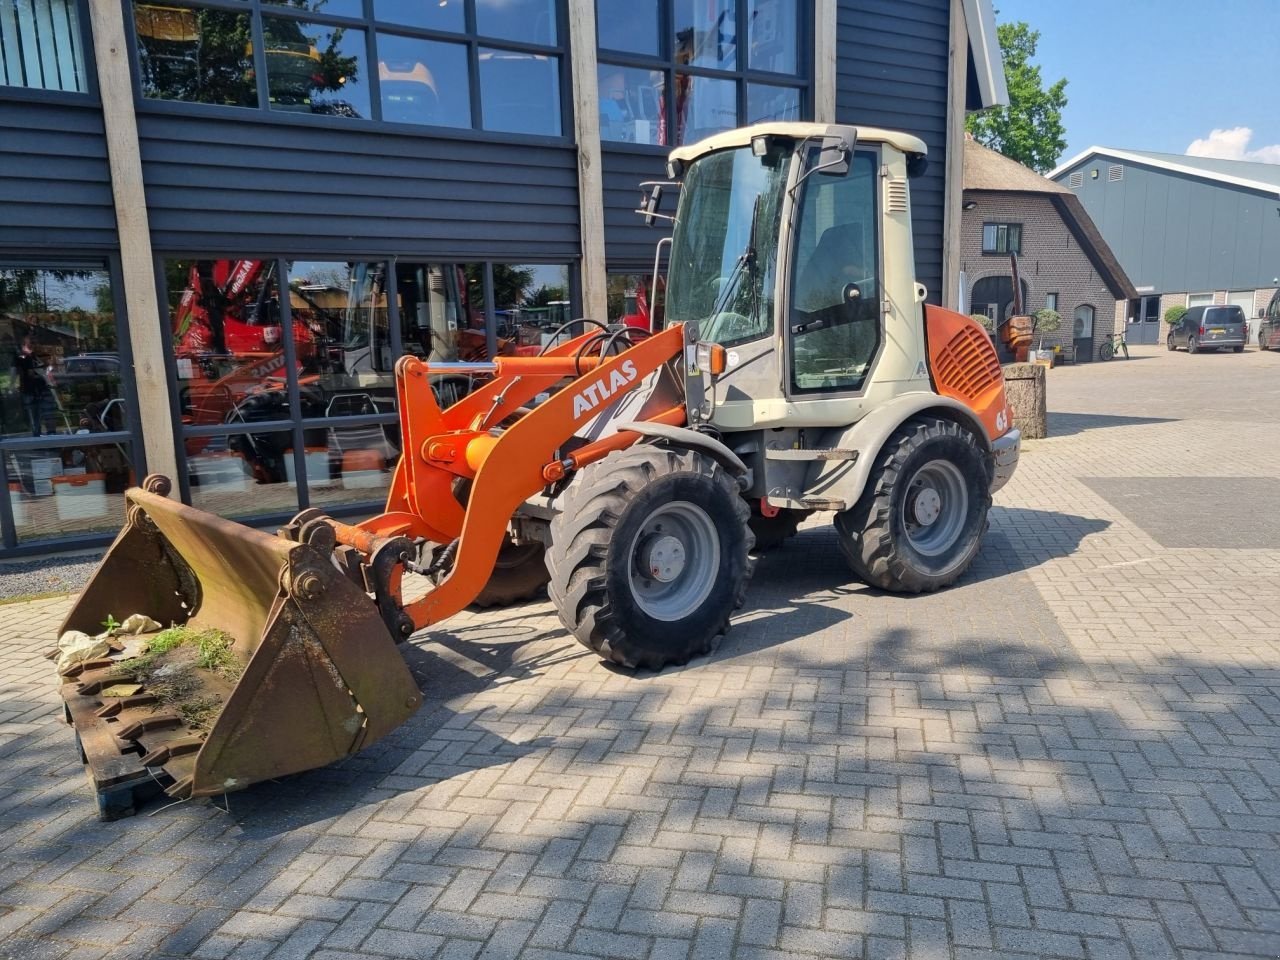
[1186,127,1280,164]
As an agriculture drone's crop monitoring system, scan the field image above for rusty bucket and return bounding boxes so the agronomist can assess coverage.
[58,477,421,805]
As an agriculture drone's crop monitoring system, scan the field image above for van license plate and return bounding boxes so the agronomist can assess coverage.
[1210,328,1225,334]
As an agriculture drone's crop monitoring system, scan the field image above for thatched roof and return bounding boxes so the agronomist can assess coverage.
[963,139,1138,301]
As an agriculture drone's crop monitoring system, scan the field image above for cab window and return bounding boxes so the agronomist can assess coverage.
[789,149,880,394]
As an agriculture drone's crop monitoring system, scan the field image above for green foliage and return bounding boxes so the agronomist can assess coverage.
[100,614,120,635]
[1033,308,1062,333]
[965,21,1068,173]
[1164,305,1187,325]
[971,313,996,333]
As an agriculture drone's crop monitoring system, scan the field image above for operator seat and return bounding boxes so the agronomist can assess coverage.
[795,224,865,314]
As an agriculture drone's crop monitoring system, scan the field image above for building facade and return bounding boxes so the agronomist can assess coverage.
[0,0,1003,555]
[1050,148,1280,345]
[962,139,1135,362]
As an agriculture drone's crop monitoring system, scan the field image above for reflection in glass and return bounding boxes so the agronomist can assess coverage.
[262,0,363,18]
[475,0,556,45]
[1,267,122,440]
[596,0,658,56]
[674,0,734,70]
[10,441,136,543]
[262,17,369,117]
[134,3,254,105]
[746,83,799,124]
[187,430,299,518]
[493,264,571,351]
[285,261,395,420]
[374,0,466,32]
[396,262,488,409]
[607,273,663,329]
[1,0,87,92]
[377,34,470,127]
[165,259,297,438]
[478,49,561,135]
[747,0,796,74]
[598,64,665,145]
[675,73,735,144]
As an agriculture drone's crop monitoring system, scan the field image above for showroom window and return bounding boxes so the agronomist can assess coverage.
[132,0,566,135]
[162,257,573,520]
[595,0,807,146]
[0,264,140,550]
[0,0,88,92]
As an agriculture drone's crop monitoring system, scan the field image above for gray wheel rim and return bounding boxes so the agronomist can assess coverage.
[902,459,969,557]
[628,501,720,621]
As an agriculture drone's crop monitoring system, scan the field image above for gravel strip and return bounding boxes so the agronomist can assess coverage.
[0,552,103,600]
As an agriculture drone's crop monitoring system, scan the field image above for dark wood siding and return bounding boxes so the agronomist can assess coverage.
[602,146,669,271]
[836,0,950,304]
[0,100,117,250]
[136,112,581,260]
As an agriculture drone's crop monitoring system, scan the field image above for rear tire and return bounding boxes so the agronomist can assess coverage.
[835,417,991,594]
[1100,341,1115,361]
[748,504,806,551]
[1233,345,1244,353]
[1261,333,1270,351]
[547,445,752,670]
[1188,337,1199,354]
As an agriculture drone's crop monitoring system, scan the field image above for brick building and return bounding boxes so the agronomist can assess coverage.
[962,139,1136,362]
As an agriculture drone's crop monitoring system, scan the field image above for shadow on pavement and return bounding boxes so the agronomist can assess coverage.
[1047,411,1177,437]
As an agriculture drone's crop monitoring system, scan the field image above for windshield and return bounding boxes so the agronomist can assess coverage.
[664,145,789,346]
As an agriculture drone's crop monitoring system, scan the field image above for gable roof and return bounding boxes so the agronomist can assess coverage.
[963,139,1137,301]
[1049,147,1280,197]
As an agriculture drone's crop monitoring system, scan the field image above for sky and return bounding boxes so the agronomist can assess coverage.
[991,0,1280,169]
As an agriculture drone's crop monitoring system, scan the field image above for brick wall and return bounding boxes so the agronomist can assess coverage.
[961,193,1118,361]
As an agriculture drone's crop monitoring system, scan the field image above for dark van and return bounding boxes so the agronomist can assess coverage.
[1259,290,1280,351]
[1168,305,1248,353]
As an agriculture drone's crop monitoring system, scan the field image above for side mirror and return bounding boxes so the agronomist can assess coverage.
[642,184,664,226]
[816,138,851,177]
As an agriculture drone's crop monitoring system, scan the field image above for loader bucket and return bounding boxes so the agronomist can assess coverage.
[58,478,421,803]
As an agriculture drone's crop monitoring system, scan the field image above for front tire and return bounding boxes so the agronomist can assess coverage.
[1167,335,1176,351]
[1100,341,1115,361]
[547,445,752,670]
[835,417,991,593]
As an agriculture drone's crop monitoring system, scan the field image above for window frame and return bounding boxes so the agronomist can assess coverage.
[0,254,146,553]
[595,0,812,149]
[126,0,572,142]
[0,0,98,102]
[981,222,1022,256]
[156,252,579,515]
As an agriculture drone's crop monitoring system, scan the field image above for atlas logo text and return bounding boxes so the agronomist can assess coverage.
[573,360,638,418]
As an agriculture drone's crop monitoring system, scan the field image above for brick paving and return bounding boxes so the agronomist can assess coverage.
[2,345,1279,959]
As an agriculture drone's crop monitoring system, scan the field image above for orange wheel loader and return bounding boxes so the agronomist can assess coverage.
[57,124,1020,813]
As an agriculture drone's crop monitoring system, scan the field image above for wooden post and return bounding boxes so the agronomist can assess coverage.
[87,0,179,489]
[814,0,837,123]
[568,0,609,322]
[942,0,969,311]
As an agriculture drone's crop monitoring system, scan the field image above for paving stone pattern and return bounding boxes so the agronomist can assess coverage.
[1,347,1279,959]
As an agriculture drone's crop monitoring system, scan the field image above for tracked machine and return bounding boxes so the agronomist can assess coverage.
[58,123,1019,813]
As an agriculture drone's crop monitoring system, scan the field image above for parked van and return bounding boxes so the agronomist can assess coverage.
[1259,291,1280,351]
[1168,305,1248,353]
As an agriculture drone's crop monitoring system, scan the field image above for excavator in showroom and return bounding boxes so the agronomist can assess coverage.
[56,123,1019,815]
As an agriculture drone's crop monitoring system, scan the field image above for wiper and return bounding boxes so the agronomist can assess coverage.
[704,195,761,338]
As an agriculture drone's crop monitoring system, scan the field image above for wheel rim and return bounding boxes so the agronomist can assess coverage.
[902,459,969,557]
[627,501,720,621]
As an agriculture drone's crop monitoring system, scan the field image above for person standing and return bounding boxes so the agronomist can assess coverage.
[13,335,50,436]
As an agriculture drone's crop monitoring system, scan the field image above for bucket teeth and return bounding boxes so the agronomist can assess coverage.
[140,736,204,768]
[116,714,185,741]
[94,694,159,718]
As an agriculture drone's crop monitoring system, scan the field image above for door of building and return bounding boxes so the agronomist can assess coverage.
[1227,291,1256,343]
[1127,295,1161,344]
[1073,305,1095,362]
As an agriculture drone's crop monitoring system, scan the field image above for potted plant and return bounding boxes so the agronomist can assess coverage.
[971,313,995,337]
[1030,308,1061,363]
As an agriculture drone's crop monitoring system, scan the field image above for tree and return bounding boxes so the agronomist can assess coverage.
[965,21,1068,173]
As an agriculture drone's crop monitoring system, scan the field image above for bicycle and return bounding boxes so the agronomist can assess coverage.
[1098,332,1129,361]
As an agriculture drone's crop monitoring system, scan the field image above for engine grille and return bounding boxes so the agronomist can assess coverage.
[933,325,1003,402]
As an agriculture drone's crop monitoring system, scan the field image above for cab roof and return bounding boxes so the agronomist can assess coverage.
[668,123,928,166]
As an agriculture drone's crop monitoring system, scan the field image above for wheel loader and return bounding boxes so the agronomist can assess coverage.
[56,123,1020,811]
